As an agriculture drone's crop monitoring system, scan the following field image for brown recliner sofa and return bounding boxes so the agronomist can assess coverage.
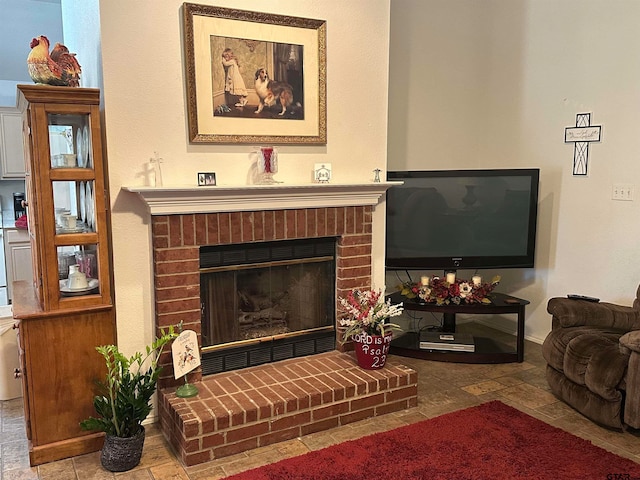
[542,285,640,429]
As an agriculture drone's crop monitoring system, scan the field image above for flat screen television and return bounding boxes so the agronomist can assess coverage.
[385,168,540,271]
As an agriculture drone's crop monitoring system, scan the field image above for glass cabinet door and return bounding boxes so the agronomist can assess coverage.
[57,244,100,297]
[52,180,96,234]
[18,84,111,311]
[48,113,92,169]
[46,112,103,301]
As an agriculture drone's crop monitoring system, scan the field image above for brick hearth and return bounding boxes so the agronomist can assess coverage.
[159,351,418,466]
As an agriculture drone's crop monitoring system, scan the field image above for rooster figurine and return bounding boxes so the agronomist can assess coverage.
[27,35,81,87]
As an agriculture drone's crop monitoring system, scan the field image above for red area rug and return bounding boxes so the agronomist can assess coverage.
[227,400,640,479]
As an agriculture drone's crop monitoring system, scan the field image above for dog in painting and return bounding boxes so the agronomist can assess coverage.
[254,68,294,116]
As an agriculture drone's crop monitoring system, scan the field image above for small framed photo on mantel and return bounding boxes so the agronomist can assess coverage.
[198,172,217,186]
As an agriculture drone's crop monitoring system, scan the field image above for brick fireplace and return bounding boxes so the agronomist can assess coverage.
[152,205,375,386]
[125,183,418,466]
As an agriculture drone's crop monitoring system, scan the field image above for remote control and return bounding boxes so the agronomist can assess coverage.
[567,294,600,302]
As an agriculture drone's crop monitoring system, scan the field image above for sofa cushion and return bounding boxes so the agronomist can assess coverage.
[548,297,640,330]
[543,326,629,401]
[546,366,624,429]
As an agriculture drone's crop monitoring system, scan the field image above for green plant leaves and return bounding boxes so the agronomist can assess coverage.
[80,326,178,438]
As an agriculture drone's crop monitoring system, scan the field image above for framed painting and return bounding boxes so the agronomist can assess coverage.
[182,3,327,144]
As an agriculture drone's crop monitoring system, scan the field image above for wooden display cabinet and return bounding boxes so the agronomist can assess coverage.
[13,85,116,466]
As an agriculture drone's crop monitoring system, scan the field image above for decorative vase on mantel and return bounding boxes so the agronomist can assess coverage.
[255,146,279,184]
[352,331,393,370]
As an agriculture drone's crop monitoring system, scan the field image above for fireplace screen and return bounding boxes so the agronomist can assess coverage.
[200,238,336,351]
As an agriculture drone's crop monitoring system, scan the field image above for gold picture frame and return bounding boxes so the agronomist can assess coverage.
[182,3,327,145]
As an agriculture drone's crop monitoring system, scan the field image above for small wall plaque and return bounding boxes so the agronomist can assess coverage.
[564,113,602,176]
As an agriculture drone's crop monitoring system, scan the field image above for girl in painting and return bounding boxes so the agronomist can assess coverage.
[221,48,248,107]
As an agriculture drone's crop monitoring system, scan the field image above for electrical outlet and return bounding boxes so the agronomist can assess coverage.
[612,184,634,201]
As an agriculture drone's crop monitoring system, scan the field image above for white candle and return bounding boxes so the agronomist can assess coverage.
[446,272,456,284]
[420,276,430,286]
[472,275,482,286]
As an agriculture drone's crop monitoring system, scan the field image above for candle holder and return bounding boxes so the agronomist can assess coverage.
[399,275,501,305]
[255,146,279,184]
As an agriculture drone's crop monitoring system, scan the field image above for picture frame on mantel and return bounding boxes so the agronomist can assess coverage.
[182,3,327,145]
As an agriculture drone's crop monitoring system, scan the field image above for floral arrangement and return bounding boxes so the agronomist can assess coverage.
[338,288,404,342]
[400,275,501,306]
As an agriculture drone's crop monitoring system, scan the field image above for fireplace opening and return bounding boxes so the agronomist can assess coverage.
[200,237,337,374]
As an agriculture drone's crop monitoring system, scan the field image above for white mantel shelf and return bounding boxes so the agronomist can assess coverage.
[121,182,402,215]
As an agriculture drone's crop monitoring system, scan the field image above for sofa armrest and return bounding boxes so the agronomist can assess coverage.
[548,297,640,330]
[620,331,640,354]
[621,331,640,428]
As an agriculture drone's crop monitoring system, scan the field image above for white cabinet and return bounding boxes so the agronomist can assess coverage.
[0,230,6,305]
[0,108,26,178]
[4,229,32,301]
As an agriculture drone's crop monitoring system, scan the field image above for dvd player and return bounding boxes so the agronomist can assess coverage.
[419,332,475,352]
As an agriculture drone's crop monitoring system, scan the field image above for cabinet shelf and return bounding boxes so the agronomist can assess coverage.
[53,232,99,244]
[49,169,95,180]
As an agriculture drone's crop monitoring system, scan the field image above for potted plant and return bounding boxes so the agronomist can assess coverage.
[80,326,177,472]
[338,288,403,369]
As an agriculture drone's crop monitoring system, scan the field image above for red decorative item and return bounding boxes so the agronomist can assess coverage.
[338,288,402,367]
[15,214,28,230]
[262,147,273,173]
[352,331,392,370]
[256,146,279,184]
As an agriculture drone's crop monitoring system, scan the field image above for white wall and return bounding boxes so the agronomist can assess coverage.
[48,0,640,350]
[98,0,391,355]
[61,0,102,92]
[388,0,640,343]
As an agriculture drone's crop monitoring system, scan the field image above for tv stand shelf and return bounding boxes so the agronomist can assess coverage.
[388,292,529,364]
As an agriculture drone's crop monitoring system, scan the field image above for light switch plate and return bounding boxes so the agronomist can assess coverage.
[612,184,634,201]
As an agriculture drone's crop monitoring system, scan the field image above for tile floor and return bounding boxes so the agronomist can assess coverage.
[2,335,639,479]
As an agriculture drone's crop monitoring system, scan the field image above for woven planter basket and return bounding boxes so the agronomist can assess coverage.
[100,426,145,472]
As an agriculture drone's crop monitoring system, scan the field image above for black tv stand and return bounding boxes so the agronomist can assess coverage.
[442,312,456,332]
[388,291,529,363]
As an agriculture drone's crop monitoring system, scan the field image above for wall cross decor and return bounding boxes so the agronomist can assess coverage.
[564,113,602,176]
